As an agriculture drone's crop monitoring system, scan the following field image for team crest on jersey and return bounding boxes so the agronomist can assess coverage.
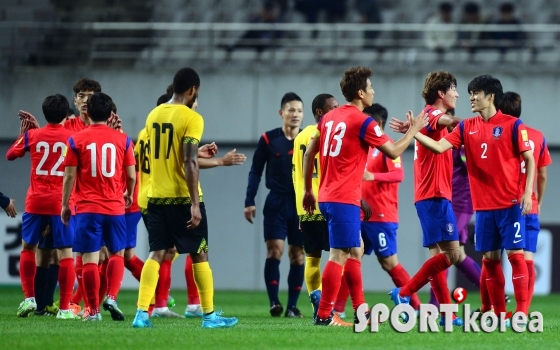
[432,109,442,116]
[373,149,380,157]
[446,223,454,233]
[374,125,383,137]
[492,126,503,138]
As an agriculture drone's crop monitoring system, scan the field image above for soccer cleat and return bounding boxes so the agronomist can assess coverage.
[81,307,90,319]
[185,304,203,317]
[334,311,346,319]
[505,295,511,303]
[314,312,353,326]
[132,310,153,328]
[284,307,304,318]
[167,295,176,308]
[34,309,56,316]
[17,298,37,317]
[389,288,411,322]
[45,304,59,315]
[485,316,511,328]
[309,289,322,321]
[103,297,125,321]
[270,302,284,317]
[69,302,82,315]
[152,308,184,318]
[354,309,371,326]
[201,312,238,329]
[56,309,81,320]
[83,312,102,322]
[439,315,464,327]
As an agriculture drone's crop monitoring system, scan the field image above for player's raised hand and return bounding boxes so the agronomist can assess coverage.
[521,191,532,215]
[360,198,372,221]
[244,206,256,224]
[408,110,429,133]
[107,112,122,130]
[188,204,202,229]
[61,205,71,225]
[198,142,218,159]
[4,198,16,218]
[389,117,409,134]
[18,110,40,130]
[19,119,31,134]
[302,191,317,215]
[363,170,374,181]
[222,149,247,166]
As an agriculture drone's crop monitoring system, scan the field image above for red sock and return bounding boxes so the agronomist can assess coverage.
[106,255,125,300]
[483,259,506,315]
[526,260,535,311]
[343,258,365,311]
[430,270,452,316]
[317,261,343,319]
[58,258,75,310]
[71,255,83,305]
[401,253,451,297]
[125,255,144,282]
[155,259,172,308]
[388,264,421,310]
[480,259,492,312]
[98,259,108,302]
[333,273,349,312]
[185,255,200,304]
[82,263,100,312]
[509,253,528,314]
[19,250,36,298]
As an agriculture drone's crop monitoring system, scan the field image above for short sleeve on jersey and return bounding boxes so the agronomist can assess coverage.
[445,121,464,149]
[183,113,204,145]
[360,117,389,148]
[64,137,78,166]
[425,108,446,132]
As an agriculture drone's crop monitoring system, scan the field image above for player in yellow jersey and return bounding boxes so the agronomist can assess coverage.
[132,67,238,329]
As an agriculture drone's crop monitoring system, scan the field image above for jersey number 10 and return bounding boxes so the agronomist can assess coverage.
[86,143,116,178]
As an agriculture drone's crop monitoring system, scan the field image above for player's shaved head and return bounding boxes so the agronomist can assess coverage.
[363,103,388,128]
[468,74,503,108]
[87,92,113,122]
[340,66,372,102]
[42,94,69,124]
[498,91,521,118]
[73,78,101,95]
[422,71,457,105]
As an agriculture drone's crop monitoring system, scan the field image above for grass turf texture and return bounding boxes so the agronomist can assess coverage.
[1,287,559,349]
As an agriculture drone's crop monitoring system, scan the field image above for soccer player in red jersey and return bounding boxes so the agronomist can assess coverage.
[61,92,136,321]
[498,91,552,311]
[7,94,77,319]
[0,192,16,217]
[302,66,427,326]
[410,75,535,323]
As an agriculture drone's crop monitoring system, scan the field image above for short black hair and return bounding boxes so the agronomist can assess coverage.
[73,78,101,95]
[87,92,113,122]
[500,2,514,14]
[157,94,169,106]
[498,91,521,118]
[280,92,303,109]
[311,93,334,116]
[111,102,117,114]
[464,2,479,14]
[363,103,388,127]
[173,68,200,94]
[467,74,503,108]
[42,94,69,124]
[440,2,453,13]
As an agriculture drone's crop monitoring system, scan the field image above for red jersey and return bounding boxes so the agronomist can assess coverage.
[445,111,532,210]
[64,124,136,215]
[6,124,73,215]
[362,142,404,223]
[63,116,88,132]
[317,104,389,206]
[520,126,552,215]
[414,105,453,203]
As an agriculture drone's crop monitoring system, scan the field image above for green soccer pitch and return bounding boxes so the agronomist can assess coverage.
[1,287,559,349]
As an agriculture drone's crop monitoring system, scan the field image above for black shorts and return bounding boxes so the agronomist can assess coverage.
[146,202,208,254]
[300,220,329,254]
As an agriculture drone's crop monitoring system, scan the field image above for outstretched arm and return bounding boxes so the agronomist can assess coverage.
[414,133,454,154]
[199,149,247,169]
[377,110,429,159]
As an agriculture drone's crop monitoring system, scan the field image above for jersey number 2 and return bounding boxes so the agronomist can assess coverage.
[322,121,346,157]
[36,141,66,176]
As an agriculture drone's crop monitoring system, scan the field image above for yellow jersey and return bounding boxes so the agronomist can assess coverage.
[134,128,150,210]
[292,124,324,221]
[145,103,204,204]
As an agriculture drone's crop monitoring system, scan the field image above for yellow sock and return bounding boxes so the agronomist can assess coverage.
[193,262,214,314]
[138,259,160,311]
[305,257,322,294]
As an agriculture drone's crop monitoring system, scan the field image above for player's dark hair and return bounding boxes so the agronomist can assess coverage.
[42,94,69,124]
[498,91,521,118]
[166,84,174,97]
[500,2,514,14]
[467,74,503,108]
[111,102,117,114]
[280,92,303,109]
[447,108,455,116]
[67,107,76,117]
[340,66,372,102]
[156,94,169,106]
[73,78,101,95]
[464,2,479,14]
[311,93,334,117]
[87,92,113,122]
[173,68,200,94]
[422,71,457,105]
[363,103,388,128]
[439,2,453,13]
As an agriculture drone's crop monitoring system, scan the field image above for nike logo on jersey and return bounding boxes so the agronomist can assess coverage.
[513,239,523,244]
[378,247,388,252]
[469,131,479,135]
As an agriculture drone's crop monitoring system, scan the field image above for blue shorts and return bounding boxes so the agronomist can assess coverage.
[319,202,361,249]
[523,214,540,253]
[361,222,398,257]
[125,212,142,249]
[415,198,458,247]
[263,193,302,246]
[475,205,524,252]
[22,213,74,249]
[73,213,126,253]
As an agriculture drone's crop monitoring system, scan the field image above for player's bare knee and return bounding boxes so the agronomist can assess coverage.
[378,256,397,272]
[21,240,36,251]
[506,249,524,257]
[109,249,125,258]
[190,251,208,264]
[148,250,167,264]
[445,248,461,265]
